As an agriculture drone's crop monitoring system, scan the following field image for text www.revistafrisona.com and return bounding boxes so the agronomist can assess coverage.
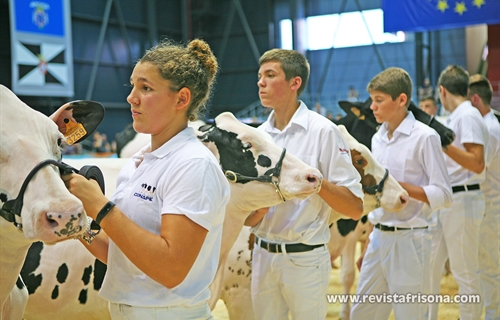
[326,293,481,304]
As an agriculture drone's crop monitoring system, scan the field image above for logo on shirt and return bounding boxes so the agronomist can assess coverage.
[133,183,156,202]
[339,147,349,154]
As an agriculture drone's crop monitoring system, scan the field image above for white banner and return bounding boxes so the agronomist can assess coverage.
[9,0,74,97]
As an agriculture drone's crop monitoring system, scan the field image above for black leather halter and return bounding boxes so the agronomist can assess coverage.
[224,148,287,202]
[0,159,102,232]
[362,168,389,208]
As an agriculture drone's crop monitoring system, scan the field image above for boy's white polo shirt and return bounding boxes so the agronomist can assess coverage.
[254,101,363,245]
[99,127,230,307]
[444,100,488,186]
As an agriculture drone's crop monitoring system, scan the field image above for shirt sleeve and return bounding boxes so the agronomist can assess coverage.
[421,132,453,211]
[320,125,364,200]
[160,157,229,230]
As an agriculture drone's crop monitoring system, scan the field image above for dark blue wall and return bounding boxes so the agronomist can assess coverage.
[1,0,467,145]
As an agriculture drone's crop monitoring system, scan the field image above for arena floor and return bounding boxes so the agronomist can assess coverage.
[212,245,465,319]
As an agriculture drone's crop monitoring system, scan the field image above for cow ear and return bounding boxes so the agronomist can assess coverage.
[50,100,105,145]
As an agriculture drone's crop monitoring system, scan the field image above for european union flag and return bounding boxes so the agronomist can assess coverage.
[382,0,500,32]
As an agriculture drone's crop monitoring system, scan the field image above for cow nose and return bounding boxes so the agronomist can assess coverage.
[45,210,86,238]
[306,173,322,189]
[399,194,409,207]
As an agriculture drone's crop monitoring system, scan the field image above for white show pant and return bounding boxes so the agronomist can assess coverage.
[479,201,500,320]
[350,227,431,320]
[250,243,331,320]
[429,190,485,320]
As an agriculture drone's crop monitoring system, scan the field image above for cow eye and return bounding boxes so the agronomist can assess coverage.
[356,158,364,166]
[242,142,252,150]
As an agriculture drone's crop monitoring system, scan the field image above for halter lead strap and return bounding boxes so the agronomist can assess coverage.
[362,168,389,208]
[363,168,388,196]
[224,148,287,202]
[0,159,78,229]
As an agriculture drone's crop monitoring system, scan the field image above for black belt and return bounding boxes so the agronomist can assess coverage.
[452,184,480,193]
[256,237,324,253]
[375,223,428,232]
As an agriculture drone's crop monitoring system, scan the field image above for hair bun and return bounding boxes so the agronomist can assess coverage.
[188,39,218,81]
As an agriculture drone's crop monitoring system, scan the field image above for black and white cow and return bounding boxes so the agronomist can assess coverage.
[0,85,102,319]
[21,112,323,320]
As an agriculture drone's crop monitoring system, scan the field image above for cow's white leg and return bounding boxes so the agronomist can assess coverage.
[339,232,357,320]
[221,286,255,320]
[339,219,372,320]
[208,205,248,310]
[1,278,28,320]
[328,222,349,267]
[218,227,255,320]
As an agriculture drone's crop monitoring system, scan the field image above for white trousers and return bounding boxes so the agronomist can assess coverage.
[250,243,331,320]
[479,201,500,320]
[109,302,213,320]
[350,228,431,320]
[429,190,485,320]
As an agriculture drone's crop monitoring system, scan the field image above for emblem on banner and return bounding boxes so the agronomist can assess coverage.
[30,2,50,29]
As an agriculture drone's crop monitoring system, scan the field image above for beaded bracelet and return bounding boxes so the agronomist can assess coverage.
[77,216,101,244]
[95,201,115,225]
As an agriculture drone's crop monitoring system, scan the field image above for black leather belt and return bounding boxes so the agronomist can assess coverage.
[452,184,480,193]
[375,223,428,232]
[256,237,324,253]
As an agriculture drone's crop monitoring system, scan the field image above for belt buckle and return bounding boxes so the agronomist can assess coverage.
[267,242,271,252]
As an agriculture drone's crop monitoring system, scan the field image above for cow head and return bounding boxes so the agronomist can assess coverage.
[337,125,409,215]
[339,98,455,147]
[196,112,323,211]
[0,85,99,243]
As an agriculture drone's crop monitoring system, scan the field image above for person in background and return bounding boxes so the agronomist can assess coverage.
[348,85,359,102]
[468,74,500,320]
[62,38,230,320]
[326,111,334,121]
[350,67,452,320]
[314,101,327,116]
[418,77,435,102]
[245,48,364,320]
[429,65,488,320]
[419,95,439,116]
[92,131,111,153]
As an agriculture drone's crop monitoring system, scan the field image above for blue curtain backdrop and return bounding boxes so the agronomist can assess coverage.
[382,0,500,32]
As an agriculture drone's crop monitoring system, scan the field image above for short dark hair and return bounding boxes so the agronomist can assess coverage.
[438,65,469,97]
[420,95,437,105]
[367,67,413,107]
[469,74,493,105]
[259,49,310,96]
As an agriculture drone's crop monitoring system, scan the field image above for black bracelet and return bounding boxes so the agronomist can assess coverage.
[95,201,115,225]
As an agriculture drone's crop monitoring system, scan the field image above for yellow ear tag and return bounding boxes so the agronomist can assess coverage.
[64,119,87,145]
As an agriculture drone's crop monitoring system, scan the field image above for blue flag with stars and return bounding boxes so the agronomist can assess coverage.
[382,0,500,32]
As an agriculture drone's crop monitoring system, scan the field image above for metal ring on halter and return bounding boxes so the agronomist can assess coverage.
[225,170,238,183]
